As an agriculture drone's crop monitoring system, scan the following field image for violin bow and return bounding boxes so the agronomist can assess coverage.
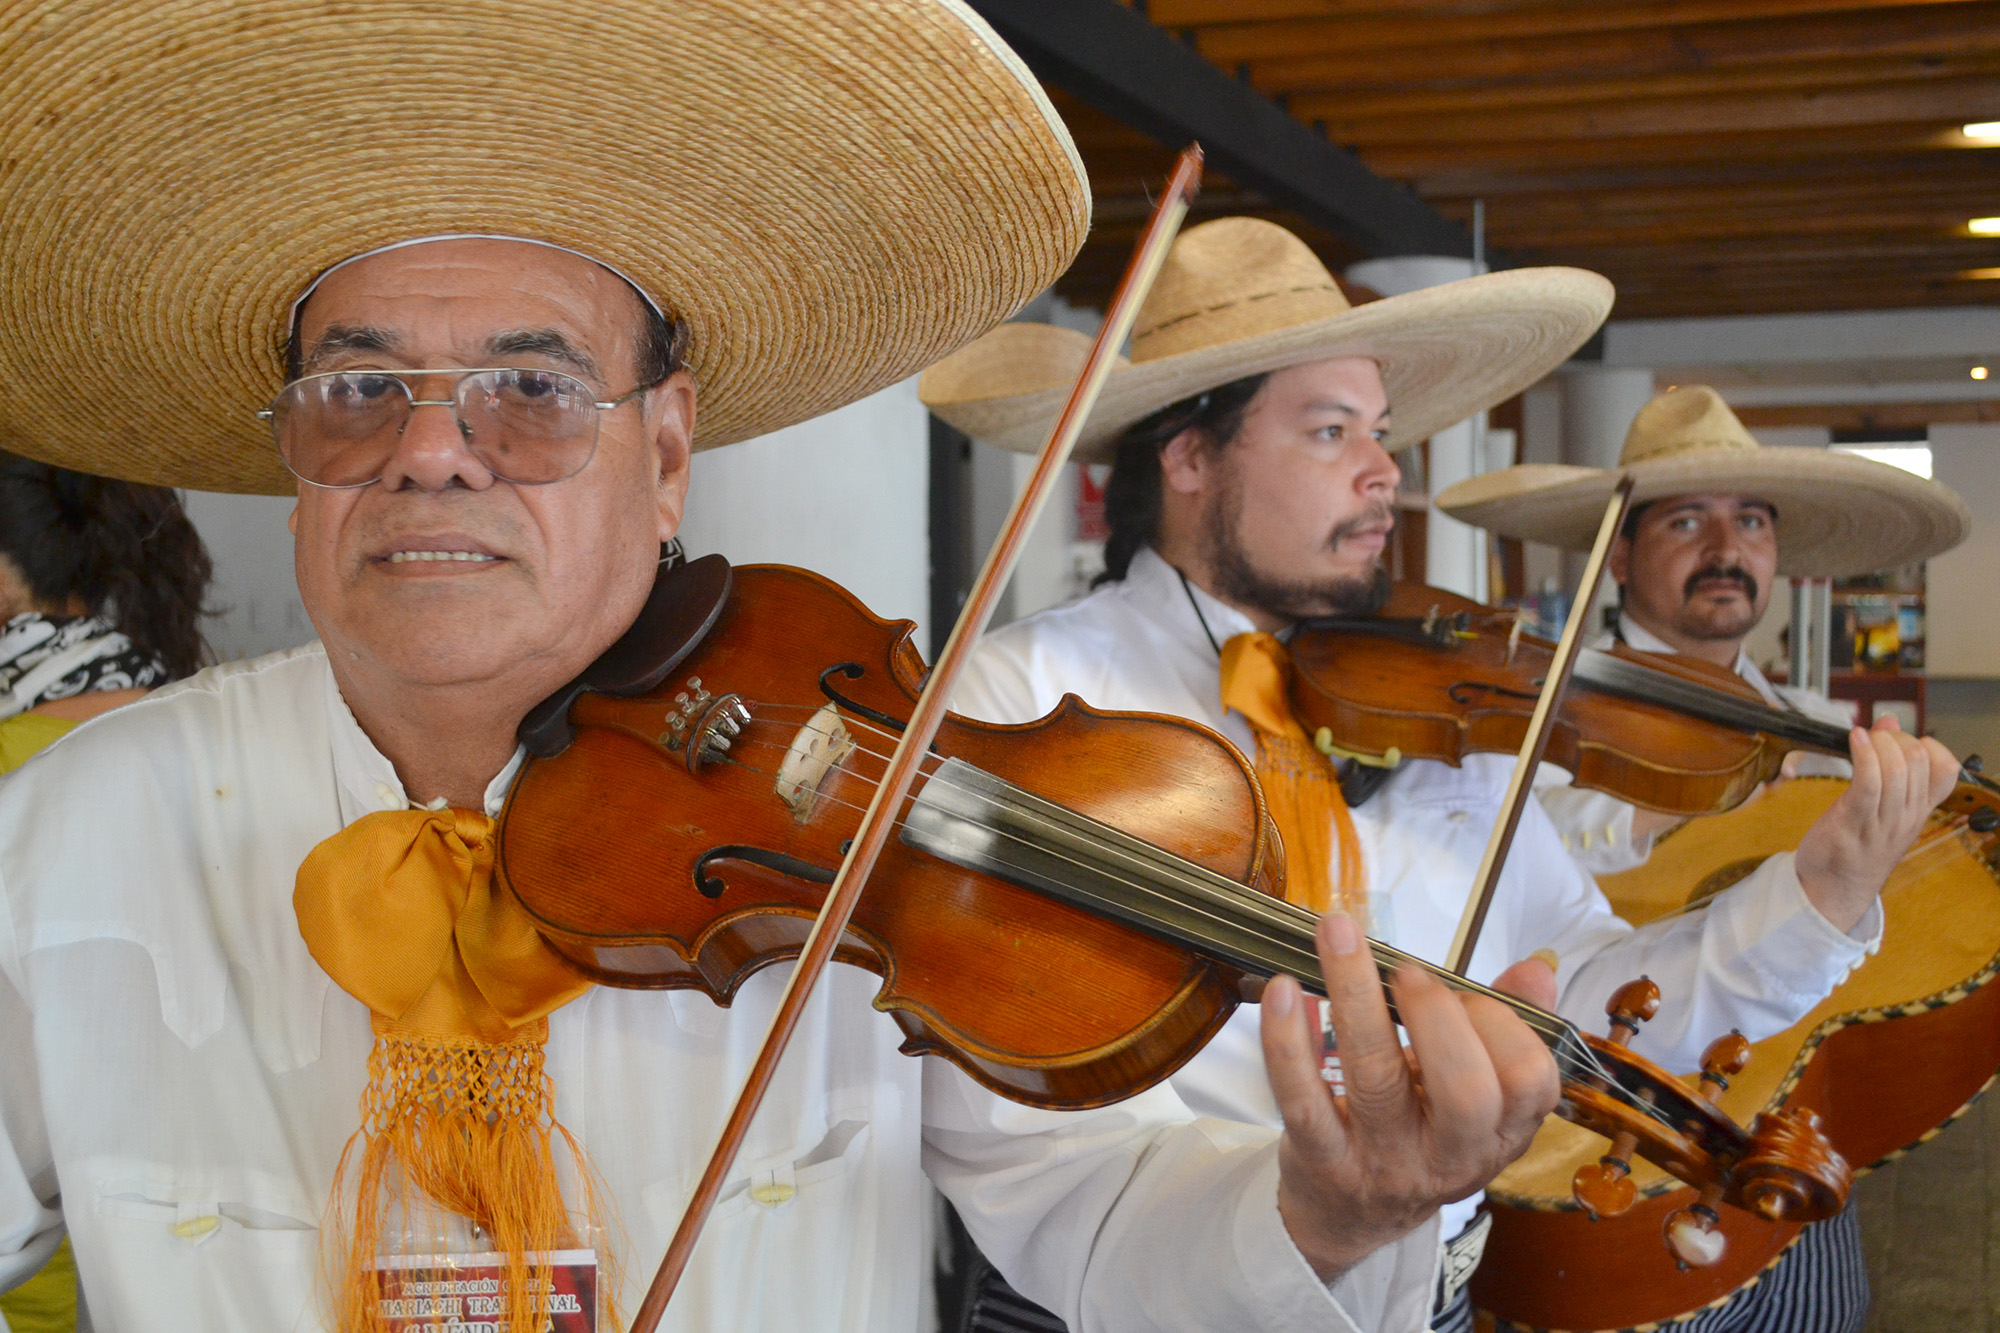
[1445,474,1637,976]
[628,145,1206,1330]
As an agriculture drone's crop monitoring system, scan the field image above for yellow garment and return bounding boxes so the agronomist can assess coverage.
[1218,632,1368,923]
[293,808,605,1333]
[0,714,76,775]
[0,714,80,1333]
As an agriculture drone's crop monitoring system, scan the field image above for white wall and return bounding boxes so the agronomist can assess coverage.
[185,378,932,663]
[1924,424,2000,678]
[182,491,311,662]
[677,378,930,633]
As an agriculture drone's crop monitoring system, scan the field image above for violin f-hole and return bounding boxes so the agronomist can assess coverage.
[692,845,838,899]
[818,663,909,735]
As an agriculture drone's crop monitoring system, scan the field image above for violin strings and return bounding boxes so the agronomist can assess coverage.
[710,706,1663,1129]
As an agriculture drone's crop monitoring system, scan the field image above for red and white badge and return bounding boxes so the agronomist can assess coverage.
[372,1249,597,1333]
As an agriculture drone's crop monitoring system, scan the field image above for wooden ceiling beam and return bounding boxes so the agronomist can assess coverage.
[1180,0,1982,64]
[1293,52,2000,121]
[1300,76,2000,144]
[1360,125,1973,175]
[961,0,1476,256]
[1734,401,2000,429]
[1413,149,2000,201]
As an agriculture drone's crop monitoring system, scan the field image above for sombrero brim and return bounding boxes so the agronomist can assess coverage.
[0,0,1088,494]
[1436,450,1971,577]
[919,267,1614,460]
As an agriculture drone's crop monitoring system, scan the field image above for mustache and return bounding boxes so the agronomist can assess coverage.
[1683,565,1758,603]
[1328,503,1396,550]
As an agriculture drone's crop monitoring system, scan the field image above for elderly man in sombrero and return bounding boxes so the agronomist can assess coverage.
[0,5,1577,1333]
[1435,385,1970,1332]
[926,218,1960,1333]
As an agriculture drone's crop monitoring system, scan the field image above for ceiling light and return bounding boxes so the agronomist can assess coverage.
[1971,217,2000,235]
[1966,122,2000,140]
[1967,267,2000,280]
[1974,366,1991,380]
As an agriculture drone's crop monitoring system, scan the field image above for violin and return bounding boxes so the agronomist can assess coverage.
[1288,583,2000,827]
[493,554,1851,1246]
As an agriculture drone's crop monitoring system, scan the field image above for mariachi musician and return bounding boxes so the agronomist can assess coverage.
[925,217,1960,1333]
[1436,384,1970,1332]
[0,5,1567,1332]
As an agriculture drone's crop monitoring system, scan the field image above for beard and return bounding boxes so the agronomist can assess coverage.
[1201,477,1392,622]
[1668,564,1762,642]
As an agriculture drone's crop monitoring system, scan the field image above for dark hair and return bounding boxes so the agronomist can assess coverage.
[283,276,691,387]
[0,452,215,679]
[1094,374,1269,586]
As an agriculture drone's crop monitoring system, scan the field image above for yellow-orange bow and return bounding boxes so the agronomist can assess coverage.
[294,807,590,1043]
[294,808,610,1333]
[1219,631,1368,922]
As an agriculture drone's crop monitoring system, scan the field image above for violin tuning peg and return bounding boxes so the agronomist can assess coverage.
[1572,1129,1640,1220]
[1698,1031,1752,1099]
[1663,1202,1727,1269]
[1971,806,1999,834]
[1604,978,1662,1046]
[1967,754,1984,773]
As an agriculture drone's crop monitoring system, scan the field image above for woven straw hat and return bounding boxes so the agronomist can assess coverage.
[918,216,1613,461]
[0,0,1089,495]
[1435,385,1970,577]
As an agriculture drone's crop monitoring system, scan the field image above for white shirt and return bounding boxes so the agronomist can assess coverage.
[1536,613,1860,875]
[953,548,1878,1245]
[0,642,1437,1333]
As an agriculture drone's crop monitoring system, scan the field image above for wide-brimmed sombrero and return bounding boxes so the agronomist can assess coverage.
[1435,385,1969,577]
[0,0,1089,495]
[918,216,1614,460]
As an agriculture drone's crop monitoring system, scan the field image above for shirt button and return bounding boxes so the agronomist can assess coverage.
[172,1215,219,1241]
[750,1181,796,1206]
[374,780,401,810]
[1447,810,1470,825]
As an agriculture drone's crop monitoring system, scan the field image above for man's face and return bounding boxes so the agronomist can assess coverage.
[1611,494,1778,644]
[288,238,696,703]
[1166,356,1399,621]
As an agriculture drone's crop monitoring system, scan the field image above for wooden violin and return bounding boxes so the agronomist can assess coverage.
[493,554,1852,1238]
[1288,583,2000,825]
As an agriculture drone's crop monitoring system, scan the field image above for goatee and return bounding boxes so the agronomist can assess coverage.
[1204,492,1393,622]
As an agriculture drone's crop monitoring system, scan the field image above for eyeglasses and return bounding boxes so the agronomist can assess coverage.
[257,367,659,489]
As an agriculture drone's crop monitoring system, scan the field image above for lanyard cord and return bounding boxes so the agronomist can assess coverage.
[1175,567,1226,660]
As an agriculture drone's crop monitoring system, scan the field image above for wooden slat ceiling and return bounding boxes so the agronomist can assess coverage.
[1053,0,2000,318]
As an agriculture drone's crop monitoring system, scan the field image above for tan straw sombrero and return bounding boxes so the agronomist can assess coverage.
[919,216,1614,460]
[1435,385,1969,577]
[0,0,1089,494]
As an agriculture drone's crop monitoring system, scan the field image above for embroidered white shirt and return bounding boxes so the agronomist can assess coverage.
[952,548,1877,1246]
[0,641,1435,1333]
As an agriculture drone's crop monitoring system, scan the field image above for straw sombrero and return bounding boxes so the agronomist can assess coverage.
[1435,385,1969,577]
[918,216,1614,460]
[0,0,1089,495]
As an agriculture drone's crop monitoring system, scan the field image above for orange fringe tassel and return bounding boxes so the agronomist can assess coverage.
[323,1017,621,1332]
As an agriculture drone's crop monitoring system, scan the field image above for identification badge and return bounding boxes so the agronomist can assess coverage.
[372,1249,597,1332]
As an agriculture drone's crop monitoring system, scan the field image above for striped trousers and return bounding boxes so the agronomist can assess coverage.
[955,1204,1867,1333]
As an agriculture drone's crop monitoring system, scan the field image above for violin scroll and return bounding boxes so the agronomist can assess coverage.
[1554,979,1852,1266]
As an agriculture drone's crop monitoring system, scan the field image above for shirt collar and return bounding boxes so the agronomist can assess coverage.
[1616,611,1782,705]
[321,664,525,825]
[1124,545,1262,656]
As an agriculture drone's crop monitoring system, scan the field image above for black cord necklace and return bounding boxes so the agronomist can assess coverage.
[1175,567,1225,659]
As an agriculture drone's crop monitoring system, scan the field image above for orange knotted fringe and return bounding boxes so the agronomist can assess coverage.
[324,1018,622,1332]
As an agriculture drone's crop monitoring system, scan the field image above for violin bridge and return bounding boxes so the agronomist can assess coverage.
[776,702,856,823]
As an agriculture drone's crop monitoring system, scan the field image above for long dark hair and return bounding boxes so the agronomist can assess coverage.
[1095,373,1268,586]
[0,451,214,679]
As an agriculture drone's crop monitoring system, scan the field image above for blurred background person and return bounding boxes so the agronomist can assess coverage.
[0,447,213,1333]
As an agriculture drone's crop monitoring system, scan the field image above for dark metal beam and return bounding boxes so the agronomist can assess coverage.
[964,0,1478,259]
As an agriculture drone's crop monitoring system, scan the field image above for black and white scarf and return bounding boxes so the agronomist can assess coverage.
[0,613,167,720]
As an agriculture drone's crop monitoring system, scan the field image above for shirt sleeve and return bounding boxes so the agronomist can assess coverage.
[921,1060,1439,1333]
[0,876,62,1294]
[951,638,1058,728]
[1514,798,1878,1070]
[1533,784,1657,876]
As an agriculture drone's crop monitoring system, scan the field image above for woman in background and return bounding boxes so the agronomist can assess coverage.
[0,448,213,1332]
